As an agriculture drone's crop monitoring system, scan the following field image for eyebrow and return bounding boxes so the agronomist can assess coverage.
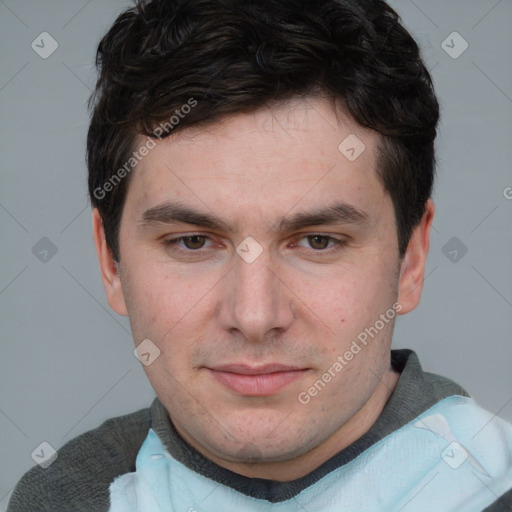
[137,200,369,233]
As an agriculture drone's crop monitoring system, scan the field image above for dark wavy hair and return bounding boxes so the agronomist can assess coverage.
[87,0,439,262]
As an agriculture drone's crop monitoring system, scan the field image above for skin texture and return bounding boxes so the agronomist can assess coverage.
[93,96,434,481]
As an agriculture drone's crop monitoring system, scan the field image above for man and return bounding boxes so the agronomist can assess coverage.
[8,0,512,510]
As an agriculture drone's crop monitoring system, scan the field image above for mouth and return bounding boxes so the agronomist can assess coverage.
[205,364,310,396]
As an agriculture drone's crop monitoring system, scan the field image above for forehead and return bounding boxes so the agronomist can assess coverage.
[123,97,387,228]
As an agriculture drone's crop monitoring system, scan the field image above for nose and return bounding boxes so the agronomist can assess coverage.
[217,243,294,343]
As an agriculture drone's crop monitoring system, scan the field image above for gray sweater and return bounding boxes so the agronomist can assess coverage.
[7,349,512,511]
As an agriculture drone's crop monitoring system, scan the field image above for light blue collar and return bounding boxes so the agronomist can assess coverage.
[108,396,512,511]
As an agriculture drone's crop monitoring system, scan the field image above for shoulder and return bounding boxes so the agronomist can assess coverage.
[384,349,470,429]
[410,395,512,510]
[7,403,153,512]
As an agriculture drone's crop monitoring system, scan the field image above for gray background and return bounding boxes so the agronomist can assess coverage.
[0,0,511,508]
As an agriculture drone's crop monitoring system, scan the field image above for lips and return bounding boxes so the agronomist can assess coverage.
[206,364,309,396]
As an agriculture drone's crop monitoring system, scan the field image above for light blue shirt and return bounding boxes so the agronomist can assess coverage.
[108,396,512,511]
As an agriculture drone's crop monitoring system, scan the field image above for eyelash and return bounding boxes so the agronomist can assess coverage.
[162,233,347,256]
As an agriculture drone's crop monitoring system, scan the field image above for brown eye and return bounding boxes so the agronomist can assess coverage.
[182,235,207,250]
[307,235,330,250]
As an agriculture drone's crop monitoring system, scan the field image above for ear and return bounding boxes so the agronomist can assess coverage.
[92,208,128,316]
[397,199,435,315]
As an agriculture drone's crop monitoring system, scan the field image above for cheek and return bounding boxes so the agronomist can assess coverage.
[122,265,218,366]
[308,262,393,327]
[321,275,398,370]
[120,267,185,343]
[124,258,198,314]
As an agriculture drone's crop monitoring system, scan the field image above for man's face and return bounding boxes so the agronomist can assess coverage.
[97,97,424,477]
